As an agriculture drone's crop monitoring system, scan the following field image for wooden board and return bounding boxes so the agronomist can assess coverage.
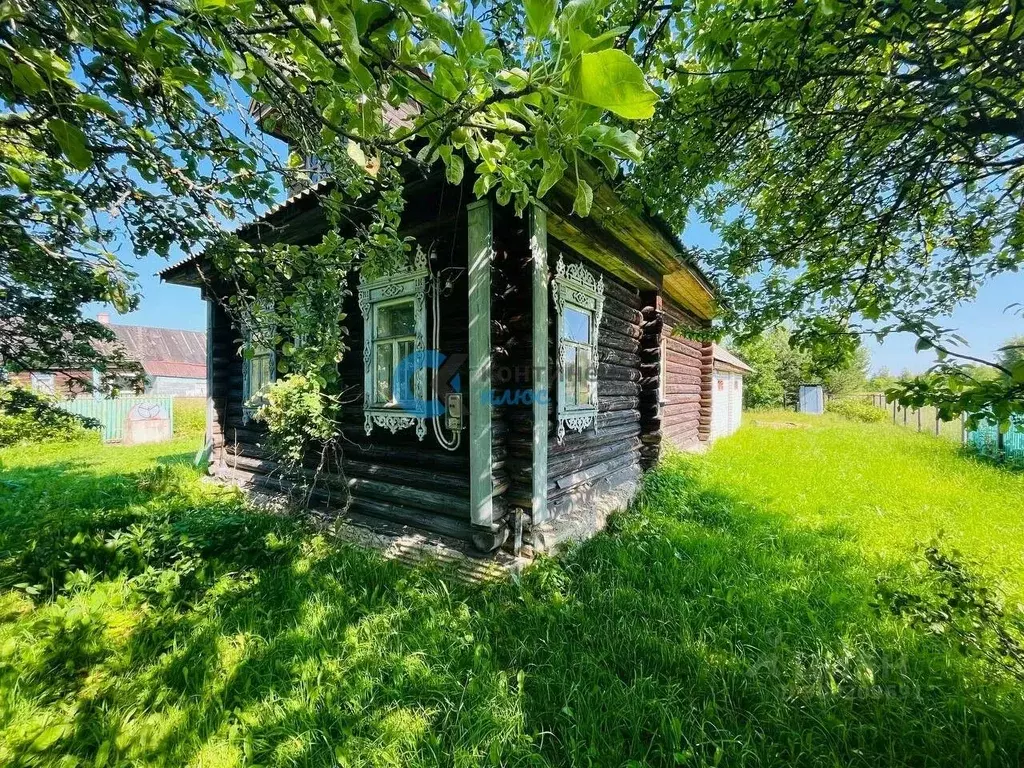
[467,199,494,529]
[530,204,550,525]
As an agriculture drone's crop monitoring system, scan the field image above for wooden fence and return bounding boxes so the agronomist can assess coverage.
[858,393,964,441]
[966,415,1024,460]
[857,392,1024,459]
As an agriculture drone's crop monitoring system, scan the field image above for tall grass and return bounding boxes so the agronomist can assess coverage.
[172,396,206,438]
[0,429,1023,766]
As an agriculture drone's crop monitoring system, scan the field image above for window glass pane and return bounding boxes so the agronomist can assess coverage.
[577,346,592,405]
[396,339,414,400]
[375,342,393,403]
[564,346,577,406]
[397,339,414,363]
[563,306,590,344]
[252,354,272,394]
[377,301,415,338]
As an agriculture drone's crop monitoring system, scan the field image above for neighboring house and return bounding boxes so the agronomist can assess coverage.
[710,344,752,441]
[14,314,206,398]
[161,158,718,555]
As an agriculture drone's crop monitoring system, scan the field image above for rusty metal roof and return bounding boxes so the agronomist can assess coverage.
[107,323,206,379]
[141,361,206,379]
[712,344,752,374]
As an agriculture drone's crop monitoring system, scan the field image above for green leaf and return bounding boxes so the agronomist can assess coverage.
[584,125,642,162]
[47,119,93,170]
[4,164,31,193]
[445,154,464,185]
[11,62,45,95]
[77,93,118,118]
[914,338,933,352]
[337,8,361,64]
[568,49,658,120]
[573,177,593,217]
[395,0,431,17]
[537,157,566,199]
[525,0,557,38]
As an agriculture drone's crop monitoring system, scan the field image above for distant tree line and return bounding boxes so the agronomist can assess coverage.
[731,327,869,410]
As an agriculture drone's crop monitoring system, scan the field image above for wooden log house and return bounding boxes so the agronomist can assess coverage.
[161,161,717,555]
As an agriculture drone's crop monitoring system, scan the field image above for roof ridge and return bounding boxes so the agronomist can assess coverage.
[107,322,205,334]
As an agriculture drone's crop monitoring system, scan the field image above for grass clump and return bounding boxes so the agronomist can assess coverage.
[1,424,1024,766]
[826,397,887,423]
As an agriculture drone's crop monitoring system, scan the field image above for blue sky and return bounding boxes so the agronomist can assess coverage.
[97,205,1023,377]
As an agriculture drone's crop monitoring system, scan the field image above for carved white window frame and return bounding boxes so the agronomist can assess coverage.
[552,255,603,442]
[358,250,429,440]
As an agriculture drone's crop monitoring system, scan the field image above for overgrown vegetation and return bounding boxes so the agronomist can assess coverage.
[2,419,1024,766]
[251,374,348,498]
[4,0,1021,422]
[0,384,98,447]
[633,0,1024,418]
[826,398,887,423]
[171,397,207,438]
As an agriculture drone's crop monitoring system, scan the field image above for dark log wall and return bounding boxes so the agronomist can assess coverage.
[491,209,532,539]
[200,183,712,552]
[208,300,234,463]
[638,292,663,469]
[208,184,500,543]
[699,341,714,443]
[541,244,645,530]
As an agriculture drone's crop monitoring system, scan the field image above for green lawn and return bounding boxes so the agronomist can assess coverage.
[706,411,1024,599]
[1,420,1023,767]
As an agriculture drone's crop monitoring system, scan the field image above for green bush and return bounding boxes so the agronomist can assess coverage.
[0,385,99,447]
[826,397,887,423]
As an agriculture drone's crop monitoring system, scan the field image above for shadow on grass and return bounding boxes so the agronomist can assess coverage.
[1,451,1023,766]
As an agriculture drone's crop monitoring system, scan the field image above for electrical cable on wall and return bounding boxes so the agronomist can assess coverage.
[427,243,462,451]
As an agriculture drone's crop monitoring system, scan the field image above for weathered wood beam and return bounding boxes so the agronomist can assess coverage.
[530,204,550,526]
[467,199,494,531]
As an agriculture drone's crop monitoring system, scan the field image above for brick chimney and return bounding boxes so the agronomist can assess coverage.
[97,312,110,324]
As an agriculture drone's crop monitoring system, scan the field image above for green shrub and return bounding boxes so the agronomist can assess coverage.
[826,397,887,423]
[0,385,99,447]
[254,374,339,465]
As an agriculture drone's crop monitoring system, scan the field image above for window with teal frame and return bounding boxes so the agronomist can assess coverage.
[552,255,604,442]
[241,320,275,425]
[358,250,429,439]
